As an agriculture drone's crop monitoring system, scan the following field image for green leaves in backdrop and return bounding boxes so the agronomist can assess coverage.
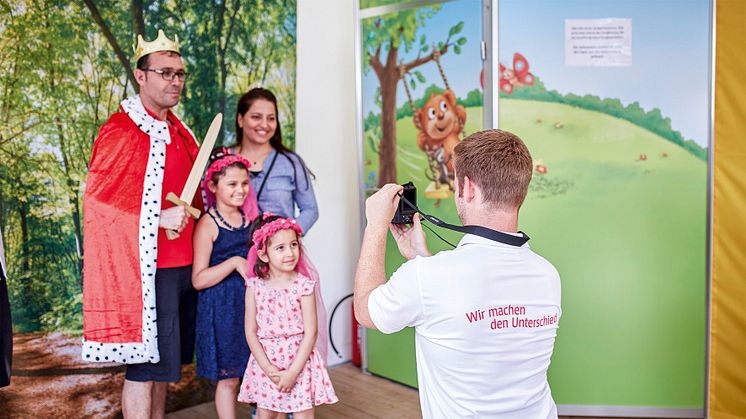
[0,0,297,332]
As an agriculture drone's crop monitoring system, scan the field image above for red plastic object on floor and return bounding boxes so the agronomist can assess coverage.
[351,302,361,367]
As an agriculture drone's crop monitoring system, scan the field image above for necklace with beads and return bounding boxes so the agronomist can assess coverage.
[212,205,247,231]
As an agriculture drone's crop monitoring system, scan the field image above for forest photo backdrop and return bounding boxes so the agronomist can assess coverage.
[1,1,296,416]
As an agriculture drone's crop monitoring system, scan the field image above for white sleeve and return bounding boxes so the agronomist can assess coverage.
[367,257,424,334]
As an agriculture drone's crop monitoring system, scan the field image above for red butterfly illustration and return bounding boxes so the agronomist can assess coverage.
[499,53,534,94]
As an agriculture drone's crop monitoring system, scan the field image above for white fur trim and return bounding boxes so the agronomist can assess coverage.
[81,95,171,364]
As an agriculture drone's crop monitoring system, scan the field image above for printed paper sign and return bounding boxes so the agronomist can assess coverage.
[565,18,632,66]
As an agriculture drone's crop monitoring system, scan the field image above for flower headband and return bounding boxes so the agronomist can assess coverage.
[252,213,303,251]
[201,147,260,220]
[204,147,252,185]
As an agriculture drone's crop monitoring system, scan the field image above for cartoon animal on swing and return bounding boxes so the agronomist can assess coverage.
[399,47,464,200]
[414,89,466,176]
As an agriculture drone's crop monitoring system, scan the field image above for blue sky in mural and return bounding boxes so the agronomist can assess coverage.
[499,0,711,145]
[362,0,710,146]
[361,0,483,123]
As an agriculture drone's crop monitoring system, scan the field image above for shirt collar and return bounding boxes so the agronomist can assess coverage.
[457,232,530,249]
[143,102,195,143]
[143,103,165,121]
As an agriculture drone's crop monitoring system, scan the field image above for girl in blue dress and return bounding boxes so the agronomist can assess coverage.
[192,149,259,418]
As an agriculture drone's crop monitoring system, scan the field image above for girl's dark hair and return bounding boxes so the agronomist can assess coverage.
[249,214,302,279]
[233,87,315,189]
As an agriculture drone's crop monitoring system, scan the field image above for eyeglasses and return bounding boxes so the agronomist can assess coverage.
[143,68,188,82]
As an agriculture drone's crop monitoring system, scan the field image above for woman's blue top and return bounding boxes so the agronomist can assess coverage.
[250,148,318,233]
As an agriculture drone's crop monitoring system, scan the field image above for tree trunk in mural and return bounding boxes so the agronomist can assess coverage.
[54,116,83,276]
[132,0,144,38]
[216,0,240,144]
[369,43,449,187]
[19,205,29,272]
[369,45,398,187]
[82,0,138,91]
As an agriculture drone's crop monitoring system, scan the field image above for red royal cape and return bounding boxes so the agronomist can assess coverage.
[81,95,197,363]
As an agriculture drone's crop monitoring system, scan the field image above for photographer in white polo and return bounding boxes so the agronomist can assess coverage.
[354,130,562,418]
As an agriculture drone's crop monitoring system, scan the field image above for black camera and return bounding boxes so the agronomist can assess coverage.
[392,182,417,224]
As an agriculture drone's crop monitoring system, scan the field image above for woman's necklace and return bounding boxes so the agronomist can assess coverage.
[212,205,247,231]
[238,144,271,168]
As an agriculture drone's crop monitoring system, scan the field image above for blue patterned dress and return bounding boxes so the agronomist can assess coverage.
[195,212,251,381]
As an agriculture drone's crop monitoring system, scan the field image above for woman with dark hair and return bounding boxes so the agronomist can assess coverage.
[233,87,318,234]
[233,88,329,382]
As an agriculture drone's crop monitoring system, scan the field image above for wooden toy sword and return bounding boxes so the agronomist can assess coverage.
[165,113,223,240]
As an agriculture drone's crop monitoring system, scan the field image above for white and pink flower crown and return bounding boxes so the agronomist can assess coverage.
[252,213,303,251]
[201,147,259,221]
[203,148,252,186]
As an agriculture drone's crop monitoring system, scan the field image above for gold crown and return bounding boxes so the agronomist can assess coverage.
[133,30,180,62]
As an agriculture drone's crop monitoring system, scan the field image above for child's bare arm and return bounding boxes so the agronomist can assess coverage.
[191,215,248,290]
[245,287,280,379]
[276,293,318,392]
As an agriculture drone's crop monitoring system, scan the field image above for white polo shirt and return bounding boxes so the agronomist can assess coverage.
[368,234,561,419]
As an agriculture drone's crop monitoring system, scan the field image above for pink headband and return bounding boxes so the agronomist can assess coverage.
[202,148,259,221]
[204,152,252,186]
[252,214,303,251]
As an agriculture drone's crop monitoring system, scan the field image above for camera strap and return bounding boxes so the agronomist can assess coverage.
[255,151,279,204]
[398,194,530,247]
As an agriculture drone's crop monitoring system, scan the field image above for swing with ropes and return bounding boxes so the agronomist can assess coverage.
[400,47,464,200]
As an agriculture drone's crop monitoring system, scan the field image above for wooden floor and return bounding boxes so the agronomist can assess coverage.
[167,363,421,419]
[167,363,654,419]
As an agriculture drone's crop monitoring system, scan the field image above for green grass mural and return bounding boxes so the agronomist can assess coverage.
[364,99,706,406]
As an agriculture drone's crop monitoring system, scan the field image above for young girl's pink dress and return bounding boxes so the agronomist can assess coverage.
[238,274,338,412]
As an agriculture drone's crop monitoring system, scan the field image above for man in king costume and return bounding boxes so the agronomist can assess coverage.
[82,30,202,418]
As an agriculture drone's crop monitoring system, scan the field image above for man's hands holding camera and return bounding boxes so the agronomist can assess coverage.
[365,183,430,260]
[390,213,430,259]
[365,183,404,228]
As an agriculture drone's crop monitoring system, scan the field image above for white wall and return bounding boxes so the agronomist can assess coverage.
[296,0,360,367]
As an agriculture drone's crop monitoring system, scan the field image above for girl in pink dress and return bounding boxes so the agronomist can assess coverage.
[238,214,337,418]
